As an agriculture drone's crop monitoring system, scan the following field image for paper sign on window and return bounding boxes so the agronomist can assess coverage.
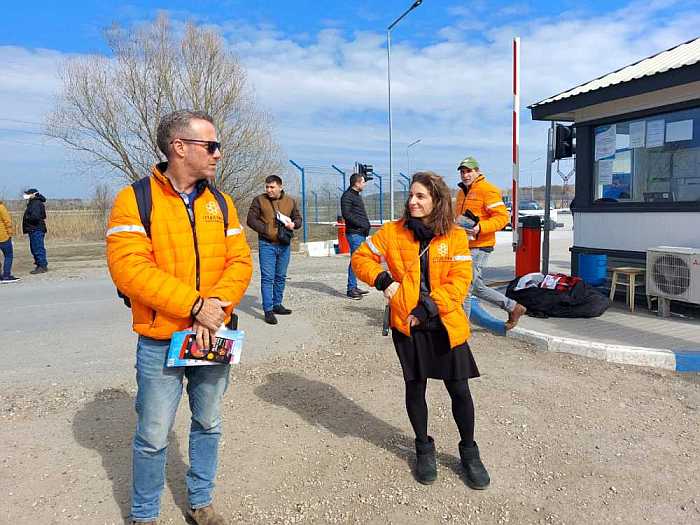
[629,121,645,148]
[646,120,665,148]
[595,125,616,161]
[598,159,614,184]
[665,120,693,142]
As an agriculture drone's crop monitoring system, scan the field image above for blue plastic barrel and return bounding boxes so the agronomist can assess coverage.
[578,253,608,286]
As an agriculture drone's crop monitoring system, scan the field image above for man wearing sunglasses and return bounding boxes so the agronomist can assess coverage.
[455,156,526,330]
[107,110,252,525]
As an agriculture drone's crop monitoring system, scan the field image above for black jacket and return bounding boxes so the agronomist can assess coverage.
[340,188,370,236]
[22,194,47,234]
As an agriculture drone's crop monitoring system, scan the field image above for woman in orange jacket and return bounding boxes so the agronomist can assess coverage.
[351,171,490,489]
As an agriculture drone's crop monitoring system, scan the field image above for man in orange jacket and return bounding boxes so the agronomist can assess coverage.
[455,156,526,330]
[107,110,252,525]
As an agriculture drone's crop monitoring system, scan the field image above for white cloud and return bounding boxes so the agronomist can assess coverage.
[1,1,699,198]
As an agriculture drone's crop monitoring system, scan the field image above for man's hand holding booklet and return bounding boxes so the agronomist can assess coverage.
[167,326,245,367]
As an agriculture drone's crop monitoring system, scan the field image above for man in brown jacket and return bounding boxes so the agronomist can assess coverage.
[0,200,20,283]
[246,175,302,324]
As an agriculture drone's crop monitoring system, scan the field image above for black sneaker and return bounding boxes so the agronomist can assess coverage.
[30,266,48,274]
[1,275,21,284]
[356,288,370,295]
[264,311,278,325]
[347,289,363,300]
[272,304,292,315]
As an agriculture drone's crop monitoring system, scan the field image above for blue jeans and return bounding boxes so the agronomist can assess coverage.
[346,233,366,292]
[28,230,48,268]
[259,239,291,312]
[0,239,13,278]
[464,248,516,318]
[131,336,230,522]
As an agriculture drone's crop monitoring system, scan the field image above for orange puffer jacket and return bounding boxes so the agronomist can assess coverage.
[351,220,472,349]
[454,175,509,248]
[106,164,253,340]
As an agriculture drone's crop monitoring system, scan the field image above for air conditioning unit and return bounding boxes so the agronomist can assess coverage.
[646,246,700,305]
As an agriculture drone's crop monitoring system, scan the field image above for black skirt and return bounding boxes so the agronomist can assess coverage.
[392,326,480,382]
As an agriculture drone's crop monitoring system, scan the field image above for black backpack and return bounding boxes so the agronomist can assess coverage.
[116,176,229,307]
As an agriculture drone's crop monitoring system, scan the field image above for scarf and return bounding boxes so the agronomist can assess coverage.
[405,218,434,243]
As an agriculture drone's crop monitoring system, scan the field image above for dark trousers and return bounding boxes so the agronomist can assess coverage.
[0,239,13,277]
[28,230,48,268]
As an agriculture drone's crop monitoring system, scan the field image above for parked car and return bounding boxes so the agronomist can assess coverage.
[503,200,558,231]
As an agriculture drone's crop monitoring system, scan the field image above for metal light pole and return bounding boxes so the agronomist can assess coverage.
[406,138,421,177]
[388,0,423,221]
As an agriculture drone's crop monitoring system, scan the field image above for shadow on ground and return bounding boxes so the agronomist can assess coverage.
[72,388,190,521]
[287,280,345,298]
[254,372,466,482]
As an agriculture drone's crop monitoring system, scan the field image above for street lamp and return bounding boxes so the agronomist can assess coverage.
[387,0,423,220]
[406,138,421,177]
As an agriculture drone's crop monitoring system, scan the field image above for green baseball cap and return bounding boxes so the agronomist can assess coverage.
[457,157,479,171]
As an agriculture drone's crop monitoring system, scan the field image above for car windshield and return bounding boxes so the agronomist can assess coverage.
[518,201,540,210]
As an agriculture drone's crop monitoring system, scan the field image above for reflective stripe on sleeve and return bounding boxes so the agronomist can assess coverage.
[486,201,506,209]
[453,255,472,261]
[366,236,382,257]
[226,228,242,236]
[106,224,146,237]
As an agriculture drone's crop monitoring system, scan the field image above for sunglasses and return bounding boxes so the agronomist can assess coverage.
[173,138,221,155]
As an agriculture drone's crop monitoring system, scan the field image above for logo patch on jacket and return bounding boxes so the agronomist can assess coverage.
[203,200,224,224]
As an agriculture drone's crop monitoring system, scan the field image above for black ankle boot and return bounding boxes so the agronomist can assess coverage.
[459,440,490,489]
[415,436,437,485]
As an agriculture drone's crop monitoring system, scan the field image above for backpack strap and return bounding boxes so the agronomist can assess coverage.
[132,176,153,238]
[207,183,229,231]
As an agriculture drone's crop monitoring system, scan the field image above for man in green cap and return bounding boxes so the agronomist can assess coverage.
[455,156,526,330]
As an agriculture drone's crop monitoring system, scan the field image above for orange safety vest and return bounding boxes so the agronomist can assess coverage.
[351,219,472,348]
[106,163,252,340]
[454,174,509,249]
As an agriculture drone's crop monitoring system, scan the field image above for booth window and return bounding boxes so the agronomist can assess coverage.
[593,106,700,203]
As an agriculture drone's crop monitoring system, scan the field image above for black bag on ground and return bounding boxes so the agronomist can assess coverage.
[505,276,610,318]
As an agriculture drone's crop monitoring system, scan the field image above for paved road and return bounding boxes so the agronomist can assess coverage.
[1,268,320,386]
[1,218,574,386]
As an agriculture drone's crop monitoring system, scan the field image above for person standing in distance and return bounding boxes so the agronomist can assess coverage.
[455,156,526,329]
[107,110,252,525]
[246,175,302,325]
[341,172,371,300]
[22,188,48,274]
[0,199,20,283]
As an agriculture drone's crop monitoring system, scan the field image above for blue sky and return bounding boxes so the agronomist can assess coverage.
[1,0,698,198]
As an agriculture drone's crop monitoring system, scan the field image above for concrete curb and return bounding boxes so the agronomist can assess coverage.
[507,327,700,372]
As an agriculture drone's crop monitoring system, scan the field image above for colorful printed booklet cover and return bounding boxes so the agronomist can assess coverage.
[167,327,245,367]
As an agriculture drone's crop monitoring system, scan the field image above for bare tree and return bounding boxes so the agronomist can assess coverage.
[47,14,282,201]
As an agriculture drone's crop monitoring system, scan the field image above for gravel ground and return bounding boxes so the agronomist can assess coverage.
[1,253,699,525]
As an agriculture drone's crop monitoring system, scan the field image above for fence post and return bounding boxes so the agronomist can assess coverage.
[289,159,307,243]
[331,165,346,190]
[373,172,384,224]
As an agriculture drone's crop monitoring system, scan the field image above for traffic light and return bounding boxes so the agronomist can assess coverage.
[358,163,374,180]
[554,124,576,160]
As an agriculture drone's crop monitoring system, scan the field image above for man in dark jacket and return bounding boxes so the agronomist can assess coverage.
[341,173,371,300]
[22,188,48,273]
[246,175,302,325]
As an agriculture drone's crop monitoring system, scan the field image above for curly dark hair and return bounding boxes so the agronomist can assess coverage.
[402,171,454,236]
